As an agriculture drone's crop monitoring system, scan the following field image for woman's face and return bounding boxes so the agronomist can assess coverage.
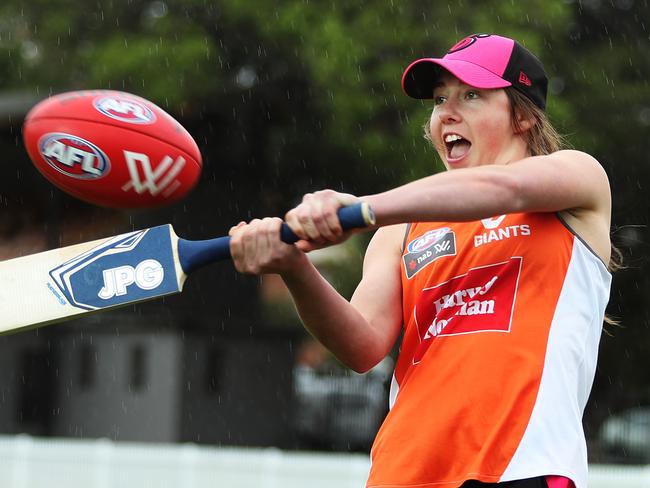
[428,72,525,170]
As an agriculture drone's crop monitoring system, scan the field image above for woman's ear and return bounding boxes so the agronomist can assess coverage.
[514,111,534,134]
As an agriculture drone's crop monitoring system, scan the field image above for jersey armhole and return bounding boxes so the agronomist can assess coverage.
[554,212,609,271]
[401,223,413,253]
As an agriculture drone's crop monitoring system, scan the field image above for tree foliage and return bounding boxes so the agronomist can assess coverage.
[1,0,574,190]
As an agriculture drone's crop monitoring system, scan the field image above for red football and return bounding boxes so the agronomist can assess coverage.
[22,90,202,208]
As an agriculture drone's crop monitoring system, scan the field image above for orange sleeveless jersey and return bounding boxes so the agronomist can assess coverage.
[366,213,611,488]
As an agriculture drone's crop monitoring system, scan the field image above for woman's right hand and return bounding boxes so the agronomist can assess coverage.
[228,217,308,276]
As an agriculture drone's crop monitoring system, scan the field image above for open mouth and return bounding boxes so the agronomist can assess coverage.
[444,134,471,161]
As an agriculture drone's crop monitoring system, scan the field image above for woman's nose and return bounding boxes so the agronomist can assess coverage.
[437,101,461,124]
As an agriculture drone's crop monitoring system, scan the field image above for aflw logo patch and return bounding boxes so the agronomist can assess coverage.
[403,228,456,279]
[121,151,186,197]
[412,257,522,364]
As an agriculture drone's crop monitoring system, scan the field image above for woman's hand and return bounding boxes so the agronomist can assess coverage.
[285,189,362,252]
[228,217,308,275]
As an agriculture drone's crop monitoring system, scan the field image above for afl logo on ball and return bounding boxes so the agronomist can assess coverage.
[39,133,110,179]
[93,96,156,124]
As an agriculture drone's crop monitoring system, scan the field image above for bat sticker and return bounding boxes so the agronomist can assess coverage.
[49,227,179,310]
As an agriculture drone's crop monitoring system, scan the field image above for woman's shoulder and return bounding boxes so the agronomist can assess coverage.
[549,149,607,175]
[371,223,409,243]
[366,224,409,256]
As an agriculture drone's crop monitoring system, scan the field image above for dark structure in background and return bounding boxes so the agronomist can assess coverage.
[0,320,298,446]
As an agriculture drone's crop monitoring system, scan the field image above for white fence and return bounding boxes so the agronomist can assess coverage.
[0,435,649,488]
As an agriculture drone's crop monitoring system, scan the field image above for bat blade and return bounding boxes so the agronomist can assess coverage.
[0,202,375,334]
[0,225,184,334]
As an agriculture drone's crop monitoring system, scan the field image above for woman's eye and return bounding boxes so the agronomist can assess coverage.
[466,91,480,99]
[433,95,446,105]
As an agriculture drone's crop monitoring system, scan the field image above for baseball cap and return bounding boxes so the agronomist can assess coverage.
[402,34,548,110]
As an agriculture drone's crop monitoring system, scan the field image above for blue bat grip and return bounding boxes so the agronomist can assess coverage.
[177,202,374,274]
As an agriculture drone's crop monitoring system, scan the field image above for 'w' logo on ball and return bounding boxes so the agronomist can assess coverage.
[121,150,186,197]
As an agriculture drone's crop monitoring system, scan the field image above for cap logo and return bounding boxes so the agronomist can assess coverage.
[518,71,532,86]
[448,33,491,54]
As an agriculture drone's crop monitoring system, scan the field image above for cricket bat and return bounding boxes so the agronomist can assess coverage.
[0,203,375,334]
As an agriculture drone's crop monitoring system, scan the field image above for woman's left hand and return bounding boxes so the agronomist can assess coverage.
[284,189,362,252]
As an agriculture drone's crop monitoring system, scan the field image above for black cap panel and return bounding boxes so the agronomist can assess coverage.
[502,42,548,110]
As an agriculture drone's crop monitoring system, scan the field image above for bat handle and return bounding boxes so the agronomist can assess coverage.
[178,202,375,274]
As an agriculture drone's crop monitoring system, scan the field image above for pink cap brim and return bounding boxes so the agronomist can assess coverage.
[402,58,511,99]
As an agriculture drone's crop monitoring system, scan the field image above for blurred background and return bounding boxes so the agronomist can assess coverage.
[0,0,650,485]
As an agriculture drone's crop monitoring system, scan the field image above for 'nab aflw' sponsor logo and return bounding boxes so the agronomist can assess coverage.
[39,133,110,179]
[93,96,156,124]
[403,227,456,279]
[412,257,522,364]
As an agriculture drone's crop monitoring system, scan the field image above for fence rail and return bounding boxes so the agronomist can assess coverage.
[0,435,649,488]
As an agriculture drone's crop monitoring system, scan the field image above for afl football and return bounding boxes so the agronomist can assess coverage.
[22,90,202,208]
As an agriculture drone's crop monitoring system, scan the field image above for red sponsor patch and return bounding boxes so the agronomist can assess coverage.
[412,257,522,363]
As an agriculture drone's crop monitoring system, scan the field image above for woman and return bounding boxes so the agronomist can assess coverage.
[229,34,612,488]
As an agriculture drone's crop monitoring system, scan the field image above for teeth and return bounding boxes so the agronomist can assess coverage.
[444,134,464,143]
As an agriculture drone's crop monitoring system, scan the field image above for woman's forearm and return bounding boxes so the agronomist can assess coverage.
[281,259,389,373]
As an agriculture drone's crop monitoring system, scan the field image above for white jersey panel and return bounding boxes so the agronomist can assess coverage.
[500,239,611,488]
[388,373,399,410]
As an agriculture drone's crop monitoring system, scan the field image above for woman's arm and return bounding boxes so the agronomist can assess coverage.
[282,225,404,373]
[284,150,611,261]
[366,150,610,226]
[230,218,404,373]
